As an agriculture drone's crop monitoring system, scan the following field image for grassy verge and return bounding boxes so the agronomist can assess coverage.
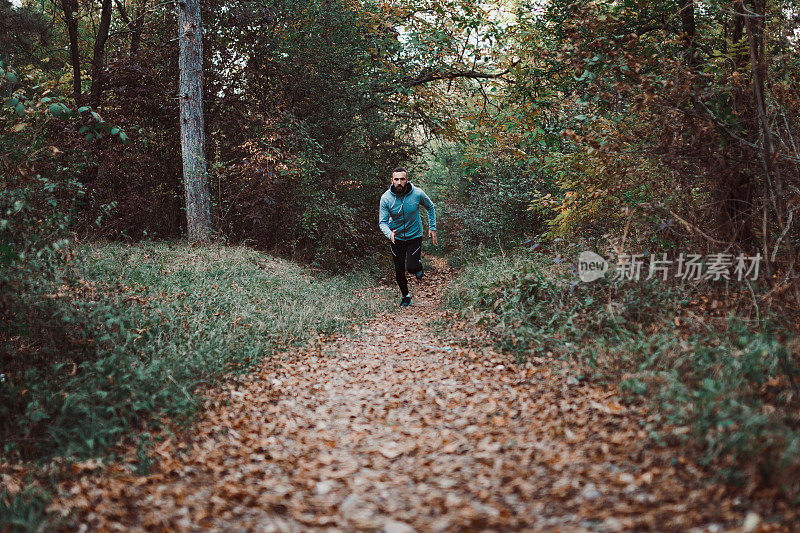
[442,253,800,498]
[1,241,389,528]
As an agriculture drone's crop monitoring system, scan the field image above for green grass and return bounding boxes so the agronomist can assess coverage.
[2,241,390,463]
[0,485,52,532]
[443,252,800,498]
[1,241,391,530]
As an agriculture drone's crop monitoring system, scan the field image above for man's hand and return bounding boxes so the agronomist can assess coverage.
[390,230,396,244]
[429,230,437,245]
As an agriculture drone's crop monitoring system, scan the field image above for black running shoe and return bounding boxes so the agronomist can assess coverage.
[400,295,412,307]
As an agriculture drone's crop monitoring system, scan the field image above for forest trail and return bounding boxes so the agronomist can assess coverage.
[54,258,762,531]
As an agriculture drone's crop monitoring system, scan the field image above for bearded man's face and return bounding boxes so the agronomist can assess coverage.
[391,171,410,194]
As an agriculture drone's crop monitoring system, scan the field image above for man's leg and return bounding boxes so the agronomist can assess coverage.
[405,237,423,276]
[390,239,409,296]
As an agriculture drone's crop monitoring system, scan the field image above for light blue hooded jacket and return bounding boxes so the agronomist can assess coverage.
[378,184,436,241]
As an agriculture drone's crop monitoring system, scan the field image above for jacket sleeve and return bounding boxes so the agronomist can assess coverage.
[420,191,436,232]
[378,198,392,239]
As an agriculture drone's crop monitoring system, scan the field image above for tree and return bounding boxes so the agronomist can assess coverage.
[53,0,114,106]
[90,0,113,106]
[0,0,51,67]
[114,0,149,56]
[59,0,82,101]
[178,0,211,241]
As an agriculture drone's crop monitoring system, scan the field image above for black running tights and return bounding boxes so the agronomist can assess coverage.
[390,237,422,296]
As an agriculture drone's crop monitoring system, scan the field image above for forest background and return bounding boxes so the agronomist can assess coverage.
[2,0,800,527]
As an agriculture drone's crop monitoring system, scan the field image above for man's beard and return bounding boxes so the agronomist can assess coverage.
[392,183,411,195]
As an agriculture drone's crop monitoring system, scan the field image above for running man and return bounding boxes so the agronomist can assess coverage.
[378,167,437,307]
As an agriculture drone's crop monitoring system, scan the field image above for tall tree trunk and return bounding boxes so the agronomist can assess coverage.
[745,0,783,221]
[677,0,695,64]
[115,0,147,56]
[744,0,792,276]
[713,0,760,252]
[178,0,211,241]
[130,7,145,56]
[91,0,113,107]
[60,0,82,101]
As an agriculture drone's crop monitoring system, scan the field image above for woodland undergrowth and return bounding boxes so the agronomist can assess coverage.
[443,251,800,500]
[0,242,390,529]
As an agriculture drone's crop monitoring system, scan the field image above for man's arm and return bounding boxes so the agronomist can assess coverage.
[420,191,437,245]
[420,191,436,231]
[378,199,394,241]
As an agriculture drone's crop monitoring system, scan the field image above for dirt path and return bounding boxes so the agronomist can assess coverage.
[53,258,784,531]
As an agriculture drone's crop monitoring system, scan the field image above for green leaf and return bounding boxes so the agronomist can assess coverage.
[14,102,25,117]
[41,96,53,103]
[119,132,130,143]
[78,125,89,134]
[91,111,102,122]
[5,71,18,85]
[110,127,120,135]
[0,243,13,265]
[5,97,18,107]
[77,106,89,113]
[48,103,62,116]
[29,408,49,423]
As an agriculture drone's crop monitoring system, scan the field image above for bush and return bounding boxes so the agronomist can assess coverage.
[1,61,141,460]
[446,253,674,360]
[422,141,548,263]
[213,120,367,269]
[660,323,800,490]
[0,485,52,532]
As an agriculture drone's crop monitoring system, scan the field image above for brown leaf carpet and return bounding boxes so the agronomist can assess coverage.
[52,257,795,532]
